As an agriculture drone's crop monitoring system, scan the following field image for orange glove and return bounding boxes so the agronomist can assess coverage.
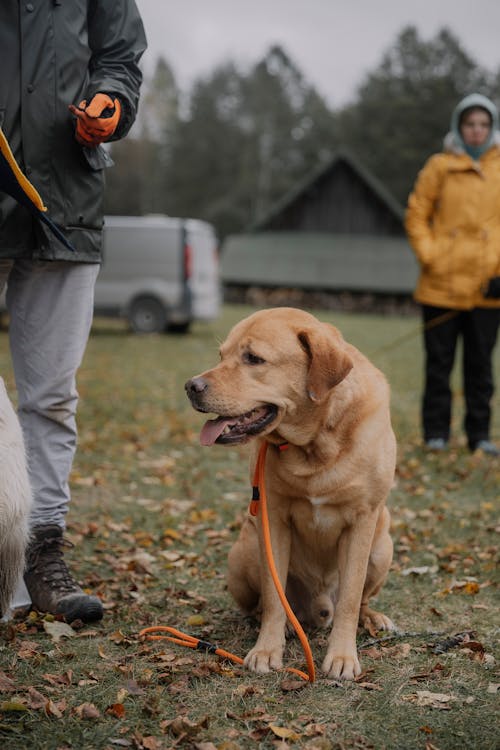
[69,93,122,147]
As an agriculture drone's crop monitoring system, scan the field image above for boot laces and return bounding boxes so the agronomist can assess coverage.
[28,535,81,595]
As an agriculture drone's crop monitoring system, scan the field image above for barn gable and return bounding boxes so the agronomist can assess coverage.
[250,149,405,236]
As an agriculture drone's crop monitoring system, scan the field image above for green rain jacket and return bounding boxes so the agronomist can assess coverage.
[0,0,147,261]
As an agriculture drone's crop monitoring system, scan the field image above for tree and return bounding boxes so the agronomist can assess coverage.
[105,28,498,233]
[165,46,336,237]
[105,57,180,215]
[336,26,492,203]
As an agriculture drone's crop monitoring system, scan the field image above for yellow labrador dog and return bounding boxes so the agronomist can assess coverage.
[0,377,31,619]
[185,307,396,680]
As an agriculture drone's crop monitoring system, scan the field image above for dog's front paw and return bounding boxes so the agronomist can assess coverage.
[244,645,283,673]
[321,650,361,680]
[360,606,395,633]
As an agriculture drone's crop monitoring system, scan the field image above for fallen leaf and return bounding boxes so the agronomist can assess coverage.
[106,703,126,719]
[16,640,41,660]
[98,645,111,660]
[0,672,17,693]
[27,687,48,709]
[430,631,476,654]
[456,581,480,595]
[43,670,73,686]
[269,724,301,740]
[73,702,101,719]
[280,677,307,691]
[232,684,264,698]
[43,620,76,643]
[116,688,129,703]
[356,681,383,691]
[401,565,438,576]
[410,663,446,682]
[142,737,162,750]
[162,715,209,738]
[386,642,412,658]
[403,690,457,709]
[45,698,65,719]
[0,700,28,712]
[303,723,330,737]
[419,725,433,734]
[163,528,182,540]
[186,614,205,627]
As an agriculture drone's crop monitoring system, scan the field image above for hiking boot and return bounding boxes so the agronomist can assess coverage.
[24,525,103,623]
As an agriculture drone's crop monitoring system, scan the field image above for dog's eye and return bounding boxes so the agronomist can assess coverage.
[243,351,265,366]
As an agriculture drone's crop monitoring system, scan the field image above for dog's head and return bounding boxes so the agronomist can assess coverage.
[185,307,353,446]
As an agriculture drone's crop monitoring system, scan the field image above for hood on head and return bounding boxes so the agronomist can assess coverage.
[448,93,498,158]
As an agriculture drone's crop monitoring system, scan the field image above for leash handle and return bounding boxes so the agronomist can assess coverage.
[138,625,311,679]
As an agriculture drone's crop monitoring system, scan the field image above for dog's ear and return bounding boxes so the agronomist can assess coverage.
[298,326,353,402]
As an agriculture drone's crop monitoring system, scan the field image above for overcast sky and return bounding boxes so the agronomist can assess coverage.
[134,0,499,107]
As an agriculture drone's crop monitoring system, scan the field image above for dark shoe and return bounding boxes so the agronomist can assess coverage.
[24,525,103,623]
[471,440,500,456]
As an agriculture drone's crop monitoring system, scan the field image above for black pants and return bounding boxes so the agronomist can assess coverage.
[422,305,500,449]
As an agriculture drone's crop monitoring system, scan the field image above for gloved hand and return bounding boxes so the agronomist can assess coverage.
[484,276,500,299]
[69,93,121,147]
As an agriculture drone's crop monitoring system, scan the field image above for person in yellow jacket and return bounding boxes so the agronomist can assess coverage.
[405,93,500,455]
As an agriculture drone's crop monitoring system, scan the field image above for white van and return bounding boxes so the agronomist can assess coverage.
[95,214,221,333]
[0,215,221,333]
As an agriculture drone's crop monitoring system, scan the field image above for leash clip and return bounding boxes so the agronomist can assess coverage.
[249,485,260,516]
[196,639,218,654]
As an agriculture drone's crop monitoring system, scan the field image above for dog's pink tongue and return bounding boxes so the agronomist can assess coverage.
[200,417,233,446]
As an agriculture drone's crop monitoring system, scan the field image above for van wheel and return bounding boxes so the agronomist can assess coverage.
[128,296,167,334]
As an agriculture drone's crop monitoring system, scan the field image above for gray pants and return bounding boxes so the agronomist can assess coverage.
[0,259,99,529]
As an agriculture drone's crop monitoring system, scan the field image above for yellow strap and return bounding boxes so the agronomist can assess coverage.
[0,125,47,212]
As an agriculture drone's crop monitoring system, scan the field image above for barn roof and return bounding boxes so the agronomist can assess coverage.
[249,148,405,232]
[220,231,418,293]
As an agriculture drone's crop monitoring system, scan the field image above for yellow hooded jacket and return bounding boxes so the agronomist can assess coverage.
[405,138,500,310]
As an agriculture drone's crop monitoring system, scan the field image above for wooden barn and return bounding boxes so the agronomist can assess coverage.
[220,149,418,299]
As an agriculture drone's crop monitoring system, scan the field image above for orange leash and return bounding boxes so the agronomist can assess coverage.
[252,442,315,682]
[140,442,316,683]
[138,625,244,666]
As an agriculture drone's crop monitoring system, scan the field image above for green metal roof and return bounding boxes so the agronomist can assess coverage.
[220,231,418,294]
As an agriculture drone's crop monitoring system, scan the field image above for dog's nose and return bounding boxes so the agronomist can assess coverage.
[185,376,208,397]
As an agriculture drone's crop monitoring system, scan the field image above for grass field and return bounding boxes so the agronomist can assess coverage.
[0,303,498,750]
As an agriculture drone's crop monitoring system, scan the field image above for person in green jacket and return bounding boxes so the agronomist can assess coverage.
[0,1,147,622]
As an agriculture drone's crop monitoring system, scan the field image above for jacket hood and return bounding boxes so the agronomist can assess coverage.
[447,93,499,158]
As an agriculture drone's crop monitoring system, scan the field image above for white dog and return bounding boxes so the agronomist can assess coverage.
[0,376,31,618]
